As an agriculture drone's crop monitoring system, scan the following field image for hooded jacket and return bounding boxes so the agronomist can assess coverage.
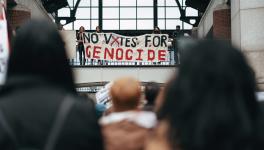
[100,111,157,150]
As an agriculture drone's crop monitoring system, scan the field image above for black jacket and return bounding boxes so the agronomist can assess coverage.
[76,32,86,45]
[0,76,103,150]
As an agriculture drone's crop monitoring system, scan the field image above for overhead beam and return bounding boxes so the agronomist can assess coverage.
[71,0,81,17]
[55,0,82,26]
[99,0,102,29]
[174,0,201,27]
[153,0,157,27]
[175,0,185,17]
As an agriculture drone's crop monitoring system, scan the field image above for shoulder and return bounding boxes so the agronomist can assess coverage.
[68,95,96,115]
[58,94,100,135]
[144,120,171,150]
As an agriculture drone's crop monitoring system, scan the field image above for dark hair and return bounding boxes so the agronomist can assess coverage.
[8,19,76,93]
[145,82,160,105]
[79,26,85,31]
[155,26,160,30]
[96,26,101,33]
[153,26,161,34]
[158,40,264,150]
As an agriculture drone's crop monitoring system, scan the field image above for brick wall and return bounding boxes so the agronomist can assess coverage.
[213,4,231,40]
[7,5,31,30]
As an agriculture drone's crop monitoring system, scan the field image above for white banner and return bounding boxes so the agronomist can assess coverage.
[82,33,169,62]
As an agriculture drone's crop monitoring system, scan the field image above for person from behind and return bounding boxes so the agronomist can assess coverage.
[0,19,103,150]
[95,26,103,65]
[172,25,183,64]
[76,26,86,65]
[145,40,264,150]
[172,25,183,38]
[100,77,157,150]
[144,82,161,111]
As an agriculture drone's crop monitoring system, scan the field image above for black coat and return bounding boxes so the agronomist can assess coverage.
[0,76,103,150]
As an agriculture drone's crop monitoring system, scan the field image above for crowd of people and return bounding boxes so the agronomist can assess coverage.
[0,19,264,150]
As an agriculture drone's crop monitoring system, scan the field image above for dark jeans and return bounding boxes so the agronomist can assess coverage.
[78,44,85,65]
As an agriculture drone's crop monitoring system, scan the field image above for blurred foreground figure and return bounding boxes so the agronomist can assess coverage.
[145,40,264,150]
[0,20,103,150]
[143,82,160,111]
[100,77,157,150]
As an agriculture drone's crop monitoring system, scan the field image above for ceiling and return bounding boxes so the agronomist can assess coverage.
[185,0,211,12]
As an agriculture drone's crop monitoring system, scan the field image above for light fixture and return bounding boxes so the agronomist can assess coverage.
[190,19,196,25]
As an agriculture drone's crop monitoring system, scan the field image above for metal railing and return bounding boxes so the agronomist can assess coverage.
[76,82,164,93]
[69,59,174,66]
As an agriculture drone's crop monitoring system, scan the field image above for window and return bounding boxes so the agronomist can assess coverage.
[183,22,193,30]
[120,8,136,19]
[158,7,165,18]
[91,0,99,6]
[103,0,119,6]
[166,20,182,30]
[157,0,194,30]
[137,0,153,6]
[103,8,119,18]
[91,8,99,19]
[180,0,187,6]
[158,0,165,6]
[68,0,74,7]
[74,20,90,30]
[60,0,197,30]
[137,8,153,19]
[186,7,198,16]
[166,7,180,18]
[91,20,99,30]
[76,8,91,19]
[120,0,136,6]
[158,19,165,29]
[58,0,99,30]
[78,0,90,7]
[102,0,154,30]
[120,20,136,30]
[63,22,73,30]
[137,20,153,30]
[165,0,177,6]
[103,20,119,30]
[58,8,70,17]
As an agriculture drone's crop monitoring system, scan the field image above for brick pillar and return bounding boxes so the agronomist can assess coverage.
[213,4,231,40]
[7,4,31,30]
